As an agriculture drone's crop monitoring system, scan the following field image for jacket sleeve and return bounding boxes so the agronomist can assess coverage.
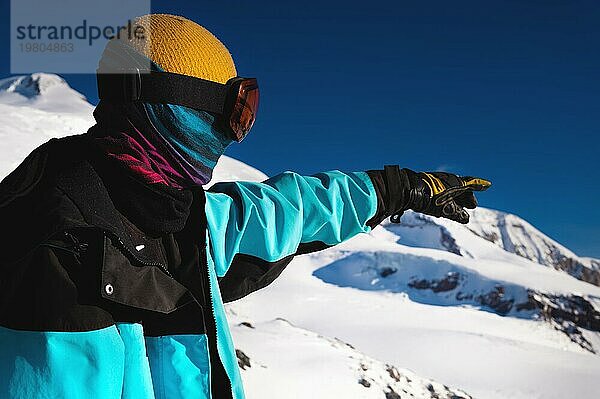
[205,170,379,286]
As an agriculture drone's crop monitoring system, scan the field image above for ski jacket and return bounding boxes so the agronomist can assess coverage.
[0,134,391,399]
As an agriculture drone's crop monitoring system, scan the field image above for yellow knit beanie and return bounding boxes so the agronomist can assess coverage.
[118,14,237,84]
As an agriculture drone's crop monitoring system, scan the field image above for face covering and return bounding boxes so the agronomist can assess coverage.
[91,39,233,188]
[142,102,232,186]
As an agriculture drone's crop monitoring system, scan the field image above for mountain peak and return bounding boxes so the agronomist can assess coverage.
[0,73,70,98]
[0,73,91,114]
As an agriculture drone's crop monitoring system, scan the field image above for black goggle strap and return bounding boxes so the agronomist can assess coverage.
[96,69,230,115]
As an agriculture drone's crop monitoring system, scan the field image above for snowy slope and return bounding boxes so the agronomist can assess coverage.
[229,315,472,399]
[0,73,95,178]
[227,235,600,399]
[394,208,600,286]
[208,156,267,185]
[2,74,600,399]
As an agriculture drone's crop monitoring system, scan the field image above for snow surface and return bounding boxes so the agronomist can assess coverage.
[207,156,267,186]
[229,315,472,399]
[227,242,600,399]
[0,73,95,178]
[2,73,600,399]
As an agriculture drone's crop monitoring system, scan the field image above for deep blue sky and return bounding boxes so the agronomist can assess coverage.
[1,1,599,257]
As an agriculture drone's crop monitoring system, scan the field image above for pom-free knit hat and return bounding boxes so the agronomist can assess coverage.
[119,14,237,84]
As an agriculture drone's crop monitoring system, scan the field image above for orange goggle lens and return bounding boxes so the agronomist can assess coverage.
[229,78,259,142]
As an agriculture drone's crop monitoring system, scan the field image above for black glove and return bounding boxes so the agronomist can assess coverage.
[367,166,491,226]
[400,169,491,224]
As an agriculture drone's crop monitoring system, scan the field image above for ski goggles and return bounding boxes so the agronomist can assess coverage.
[97,69,259,142]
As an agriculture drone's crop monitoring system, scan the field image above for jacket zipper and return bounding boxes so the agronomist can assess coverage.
[104,230,173,278]
[202,241,234,399]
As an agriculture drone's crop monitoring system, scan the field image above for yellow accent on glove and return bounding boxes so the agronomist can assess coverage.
[422,173,446,196]
[462,178,492,190]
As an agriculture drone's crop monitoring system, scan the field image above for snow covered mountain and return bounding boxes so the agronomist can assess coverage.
[418,208,600,286]
[0,73,94,179]
[2,74,599,399]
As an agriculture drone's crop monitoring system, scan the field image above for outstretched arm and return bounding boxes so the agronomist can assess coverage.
[205,166,490,301]
[205,170,378,277]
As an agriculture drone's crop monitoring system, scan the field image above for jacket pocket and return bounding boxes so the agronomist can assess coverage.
[0,227,114,332]
[100,230,195,314]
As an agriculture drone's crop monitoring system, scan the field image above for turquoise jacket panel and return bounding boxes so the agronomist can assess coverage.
[117,323,156,399]
[145,334,211,399]
[205,171,377,276]
[0,325,212,399]
[0,325,126,399]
